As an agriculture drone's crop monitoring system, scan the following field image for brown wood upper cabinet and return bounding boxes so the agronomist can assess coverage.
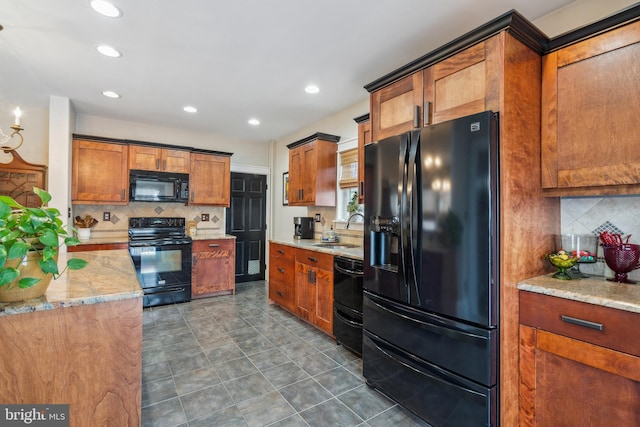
[370,36,501,142]
[287,133,340,207]
[129,145,190,174]
[189,152,231,206]
[72,138,129,204]
[355,114,370,205]
[541,20,640,195]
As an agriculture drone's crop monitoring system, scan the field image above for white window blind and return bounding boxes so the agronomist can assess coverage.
[339,148,358,188]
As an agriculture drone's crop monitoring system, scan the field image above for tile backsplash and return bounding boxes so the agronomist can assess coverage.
[561,195,640,279]
[72,202,226,238]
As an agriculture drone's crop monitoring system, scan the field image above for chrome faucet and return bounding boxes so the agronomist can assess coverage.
[346,212,365,229]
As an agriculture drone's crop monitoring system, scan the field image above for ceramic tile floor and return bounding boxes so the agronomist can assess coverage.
[141,281,431,427]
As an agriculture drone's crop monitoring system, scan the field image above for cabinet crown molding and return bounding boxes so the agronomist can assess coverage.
[364,5,640,93]
[286,132,341,150]
[72,133,233,157]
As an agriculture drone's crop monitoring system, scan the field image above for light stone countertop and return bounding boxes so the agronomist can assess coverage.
[0,249,142,316]
[191,233,236,241]
[270,238,364,260]
[518,274,640,314]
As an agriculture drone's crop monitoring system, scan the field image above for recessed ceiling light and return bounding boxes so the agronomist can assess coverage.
[102,90,120,98]
[96,45,121,58]
[90,0,121,18]
[248,118,260,126]
[183,106,197,113]
[305,85,320,94]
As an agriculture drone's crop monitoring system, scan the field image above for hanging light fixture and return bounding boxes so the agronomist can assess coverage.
[1,107,24,152]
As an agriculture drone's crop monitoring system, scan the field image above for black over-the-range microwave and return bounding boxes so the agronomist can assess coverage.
[130,170,189,203]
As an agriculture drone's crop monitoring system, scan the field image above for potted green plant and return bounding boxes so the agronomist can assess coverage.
[0,187,88,302]
[347,191,362,215]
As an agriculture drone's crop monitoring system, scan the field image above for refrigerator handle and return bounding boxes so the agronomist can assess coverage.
[413,105,420,128]
[407,135,421,305]
[398,136,410,295]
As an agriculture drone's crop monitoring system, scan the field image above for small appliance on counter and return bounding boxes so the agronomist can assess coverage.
[293,217,314,239]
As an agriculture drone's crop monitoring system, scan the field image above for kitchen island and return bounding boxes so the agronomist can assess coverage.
[518,274,640,425]
[0,249,143,426]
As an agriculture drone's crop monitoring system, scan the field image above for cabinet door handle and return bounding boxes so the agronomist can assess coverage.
[277,291,284,297]
[413,105,420,128]
[359,181,364,198]
[192,255,197,266]
[308,257,317,263]
[190,191,194,202]
[307,270,316,284]
[121,189,125,200]
[208,244,219,248]
[424,101,431,126]
[277,267,285,273]
[277,249,285,255]
[561,315,604,331]
[156,159,160,170]
[163,160,167,170]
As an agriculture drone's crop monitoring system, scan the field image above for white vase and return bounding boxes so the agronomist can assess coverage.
[77,228,91,241]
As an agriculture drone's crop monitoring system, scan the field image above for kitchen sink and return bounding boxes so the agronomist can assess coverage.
[312,243,361,250]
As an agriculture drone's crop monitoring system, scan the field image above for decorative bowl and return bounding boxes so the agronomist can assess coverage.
[603,243,640,283]
[546,251,579,280]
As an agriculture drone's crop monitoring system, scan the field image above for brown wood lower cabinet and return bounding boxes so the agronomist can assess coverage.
[268,243,334,336]
[268,243,296,312]
[519,291,640,426]
[0,298,142,426]
[192,239,235,297]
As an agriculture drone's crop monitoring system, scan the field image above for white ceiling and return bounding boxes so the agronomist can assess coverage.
[0,0,581,145]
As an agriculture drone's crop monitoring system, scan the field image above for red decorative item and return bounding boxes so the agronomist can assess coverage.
[602,243,640,283]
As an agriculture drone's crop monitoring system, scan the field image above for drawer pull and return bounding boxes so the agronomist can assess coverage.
[561,315,604,331]
[277,268,285,273]
[277,291,284,297]
[208,244,219,248]
[308,257,318,263]
[277,249,285,255]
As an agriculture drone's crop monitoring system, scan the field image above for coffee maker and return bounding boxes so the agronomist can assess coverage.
[294,217,314,239]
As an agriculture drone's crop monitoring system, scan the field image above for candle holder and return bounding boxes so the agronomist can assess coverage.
[2,124,24,152]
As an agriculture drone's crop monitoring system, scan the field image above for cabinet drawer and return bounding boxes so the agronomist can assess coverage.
[520,291,640,356]
[193,239,234,253]
[270,243,295,263]
[296,248,333,271]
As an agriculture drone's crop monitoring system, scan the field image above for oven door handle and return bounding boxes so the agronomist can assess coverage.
[334,263,364,277]
[129,240,191,247]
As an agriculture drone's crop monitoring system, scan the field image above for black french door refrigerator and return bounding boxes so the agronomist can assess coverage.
[363,111,499,427]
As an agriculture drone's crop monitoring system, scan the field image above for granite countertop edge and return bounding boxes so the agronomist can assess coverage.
[270,239,364,260]
[518,274,640,314]
[0,249,143,317]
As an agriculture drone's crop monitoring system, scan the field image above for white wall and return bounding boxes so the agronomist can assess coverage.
[269,98,369,241]
[48,96,75,252]
[533,0,638,37]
